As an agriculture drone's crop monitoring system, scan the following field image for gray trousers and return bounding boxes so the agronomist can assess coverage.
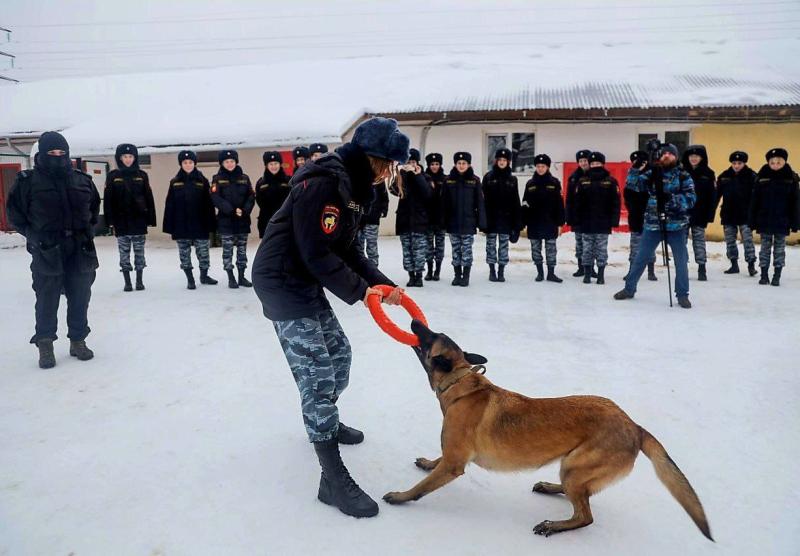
[400,232,428,272]
[629,232,656,264]
[723,224,756,263]
[117,234,146,272]
[221,233,248,270]
[759,234,787,268]
[357,224,380,266]
[574,229,584,263]
[273,309,351,443]
[426,228,446,263]
[690,226,707,264]
[581,233,609,267]
[449,234,475,267]
[530,238,557,266]
[486,233,510,265]
[176,239,210,271]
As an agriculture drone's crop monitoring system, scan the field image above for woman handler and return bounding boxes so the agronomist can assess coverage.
[252,118,408,519]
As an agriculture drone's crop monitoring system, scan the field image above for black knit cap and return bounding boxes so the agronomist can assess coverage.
[454,151,472,164]
[115,143,139,168]
[178,150,197,164]
[630,150,648,164]
[218,149,239,165]
[425,153,443,164]
[495,148,512,161]
[589,151,606,164]
[729,151,748,163]
[263,151,282,164]
[293,146,310,160]
[309,143,328,155]
[766,147,788,161]
[39,131,70,156]
[533,154,551,167]
[575,149,592,162]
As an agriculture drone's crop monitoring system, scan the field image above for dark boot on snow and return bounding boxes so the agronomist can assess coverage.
[771,267,782,286]
[497,264,506,282]
[461,266,471,287]
[451,266,462,286]
[614,289,634,300]
[69,340,94,361]
[489,264,498,282]
[227,269,239,289]
[535,263,544,282]
[546,265,562,283]
[200,269,218,285]
[337,423,365,445]
[647,262,658,281]
[424,260,434,281]
[184,269,196,290]
[238,268,252,287]
[135,270,145,290]
[314,439,378,518]
[37,339,56,369]
[698,264,707,281]
[677,296,692,309]
[582,266,592,284]
[433,260,442,281]
[759,267,770,285]
[573,265,585,277]
[724,259,740,274]
[122,270,133,292]
[747,261,757,276]
[596,266,606,284]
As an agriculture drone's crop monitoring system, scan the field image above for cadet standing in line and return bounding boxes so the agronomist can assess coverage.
[423,152,447,281]
[482,148,521,283]
[255,151,291,239]
[716,151,758,276]
[681,145,717,281]
[522,154,565,283]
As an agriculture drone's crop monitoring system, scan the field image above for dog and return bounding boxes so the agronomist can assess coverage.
[382,320,712,540]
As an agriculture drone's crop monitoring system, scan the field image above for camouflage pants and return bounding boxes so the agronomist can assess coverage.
[176,239,210,271]
[357,224,380,266]
[581,233,609,267]
[486,233,510,265]
[222,233,249,271]
[400,232,428,272]
[426,228,446,263]
[574,228,584,263]
[117,234,146,272]
[530,238,557,266]
[273,309,351,443]
[629,232,656,264]
[689,226,707,264]
[759,234,787,268]
[449,234,474,267]
[724,224,756,262]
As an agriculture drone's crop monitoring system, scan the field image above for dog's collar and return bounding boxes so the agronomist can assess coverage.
[436,365,486,395]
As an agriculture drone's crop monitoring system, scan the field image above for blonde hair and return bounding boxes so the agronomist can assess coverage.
[368,155,403,197]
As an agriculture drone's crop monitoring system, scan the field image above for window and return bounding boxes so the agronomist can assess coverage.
[665,131,690,157]
[485,132,536,174]
[138,154,152,166]
[197,151,220,164]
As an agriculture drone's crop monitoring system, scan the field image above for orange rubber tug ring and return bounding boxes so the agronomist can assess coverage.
[367,284,428,346]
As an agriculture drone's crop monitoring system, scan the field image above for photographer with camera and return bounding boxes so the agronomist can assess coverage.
[614,142,696,308]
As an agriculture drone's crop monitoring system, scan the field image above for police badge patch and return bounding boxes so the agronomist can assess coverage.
[321,205,340,234]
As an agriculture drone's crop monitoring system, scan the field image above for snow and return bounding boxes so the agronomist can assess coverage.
[0,231,26,249]
[2,0,800,155]
[1,233,799,555]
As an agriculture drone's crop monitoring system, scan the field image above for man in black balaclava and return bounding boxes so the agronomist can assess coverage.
[7,131,101,369]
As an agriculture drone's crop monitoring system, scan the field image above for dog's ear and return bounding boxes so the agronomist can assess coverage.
[431,354,453,373]
[464,352,488,365]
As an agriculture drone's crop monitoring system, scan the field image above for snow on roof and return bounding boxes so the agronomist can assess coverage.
[2,41,799,156]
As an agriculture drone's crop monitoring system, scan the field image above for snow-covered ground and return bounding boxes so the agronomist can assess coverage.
[1,234,798,555]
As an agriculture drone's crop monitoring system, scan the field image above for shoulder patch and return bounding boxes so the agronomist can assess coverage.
[321,205,340,234]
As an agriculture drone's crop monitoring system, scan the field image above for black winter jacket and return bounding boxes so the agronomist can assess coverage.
[482,166,521,234]
[623,184,649,233]
[103,167,156,236]
[163,169,216,240]
[574,167,621,234]
[255,169,292,238]
[361,182,389,226]
[565,167,585,229]
[424,167,446,230]
[211,166,255,235]
[748,164,800,236]
[392,170,432,235]
[681,149,717,228]
[252,143,395,321]
[441,167,486,235]
[522,172,565,240]
[716,166,756,227]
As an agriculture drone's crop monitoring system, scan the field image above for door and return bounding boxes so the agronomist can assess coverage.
[0,163,22,231]
[561,161,631,233]
[83,160,110,234]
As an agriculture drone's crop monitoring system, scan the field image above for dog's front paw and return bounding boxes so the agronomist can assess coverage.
[383,491,408,505]
[415,458,437,471]
[533,520,556,537]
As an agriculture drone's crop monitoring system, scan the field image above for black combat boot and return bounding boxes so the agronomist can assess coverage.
[582,266,592,284]
[122,271,133,292]
[414,271,424,287]
[69,340,94,361]
[591,266,598,278]
[747,261,757,276]
[461,266,471,287]
[424,260,434,281]
[677,296,692,309]
[135,270,145,291]
[623,264,631,281]
[451,266,462,286]
[406,272,416,287]
[614,289,635,300]
[724,259,740,274]
[314,438,379,518]
[596,266,605,284]
[546,265,562,283]
[535,263,544,282]
[432,260,442,281]
[184,269,196,290]
[497,265,506,282]
[573,265,585,277]
[200,269,218,285]
[647,262,658,281]
[337,423,365,445]
[227,269,239,289]
[37,339,56,369]
[771,267,782,286]
[698,264,707,281]
[238,268,252,288]
[489,264,498,282]
[759,267,770,285]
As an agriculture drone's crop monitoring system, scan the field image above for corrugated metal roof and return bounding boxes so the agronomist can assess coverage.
[389,75,800,113]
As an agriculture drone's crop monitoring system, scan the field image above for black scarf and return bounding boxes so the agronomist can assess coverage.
[261,168,288,185]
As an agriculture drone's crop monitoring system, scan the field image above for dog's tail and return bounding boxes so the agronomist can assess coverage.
[639,426,713,541]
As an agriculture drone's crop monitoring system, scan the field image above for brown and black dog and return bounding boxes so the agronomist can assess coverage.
[383,320,712,540]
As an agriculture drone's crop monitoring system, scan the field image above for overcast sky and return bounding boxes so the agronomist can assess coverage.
[3,0,800,83]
